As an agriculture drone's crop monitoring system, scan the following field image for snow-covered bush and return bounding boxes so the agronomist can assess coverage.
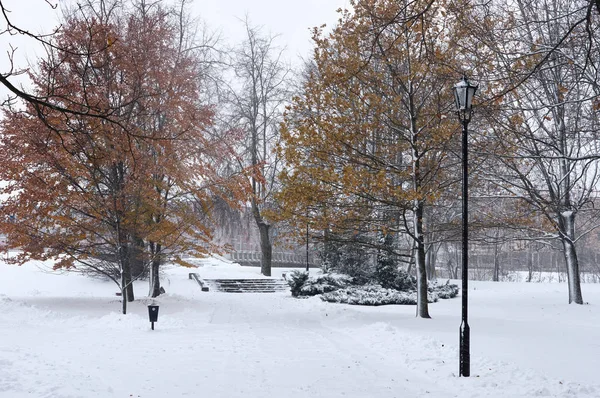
[299,273,354,296]
[300,281,339,296]
[286,271,353,297]
[286,270,309,297]
[320,284,439,306]
[287,260,458,306]
[428,281,459,299]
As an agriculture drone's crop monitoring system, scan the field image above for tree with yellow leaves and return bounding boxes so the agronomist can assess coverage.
[277,0,460,318]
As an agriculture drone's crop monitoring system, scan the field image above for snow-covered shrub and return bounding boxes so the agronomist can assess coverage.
[298,273,354,297]
[428,281,459,299]
[286,271,353,297]
[286,270,309,297]
[300,282,339,296]
[287,263,458,305]
[320,284,438,306]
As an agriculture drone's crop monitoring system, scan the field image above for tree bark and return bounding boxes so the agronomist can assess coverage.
[121,275,127,315]
[425,244,437,281]
[149,242,162,298]
[559,212,583,304]
[116,225,134,314]
[118,242,133,314]
[409,83,430,318]
[113,162,134,312]
[257,221,272,277]
[252,199,272,277]
[414,200,431,318]
[121,245,134,303]
[130,236,146,279]
[527,247,533,283]
[493,244,500,282]
[492,228,500,282]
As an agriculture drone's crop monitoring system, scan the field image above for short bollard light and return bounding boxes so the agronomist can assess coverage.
[148,305,159,330]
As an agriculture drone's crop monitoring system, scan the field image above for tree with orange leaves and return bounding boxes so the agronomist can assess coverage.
[0,0,247,313]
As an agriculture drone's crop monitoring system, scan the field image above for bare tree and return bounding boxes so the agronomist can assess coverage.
[225,18,290,276]
[481,0,600,303]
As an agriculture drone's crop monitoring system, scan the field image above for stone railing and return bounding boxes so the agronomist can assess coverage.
[226,251,318,268]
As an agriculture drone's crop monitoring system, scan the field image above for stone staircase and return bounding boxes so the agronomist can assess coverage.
[205,278,289,293]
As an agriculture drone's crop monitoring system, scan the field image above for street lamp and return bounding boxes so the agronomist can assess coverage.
[306,206,310,272]
[453,75,478,378]
[306,219,310,272]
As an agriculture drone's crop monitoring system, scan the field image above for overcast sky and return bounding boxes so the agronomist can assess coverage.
[195,0,349,60]
[0,0,348,71]
[0,0,348,101]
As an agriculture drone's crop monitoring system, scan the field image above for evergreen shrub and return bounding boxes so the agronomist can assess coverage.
[286,270,309,297]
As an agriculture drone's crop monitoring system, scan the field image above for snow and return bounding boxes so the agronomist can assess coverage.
[561,211,574,218]
[1,257,600,397]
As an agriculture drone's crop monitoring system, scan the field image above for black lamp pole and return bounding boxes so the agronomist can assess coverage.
[459,114,471,378]
[453,75,477,378]
[306,221,310,272]
[306,207,310,272]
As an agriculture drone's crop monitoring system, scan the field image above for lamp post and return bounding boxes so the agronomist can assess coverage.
[306,220,310,272]
[306,206,310,272]
[453,75,478,378]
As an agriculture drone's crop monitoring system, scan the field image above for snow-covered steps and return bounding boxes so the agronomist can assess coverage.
[206,278,289,293]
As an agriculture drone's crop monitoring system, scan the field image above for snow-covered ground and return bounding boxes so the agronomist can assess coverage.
[1,256,599,398]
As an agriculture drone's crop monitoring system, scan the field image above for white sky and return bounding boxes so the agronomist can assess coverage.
[194,0,349,60]
[0,0,348,101]
[0,0,349,73]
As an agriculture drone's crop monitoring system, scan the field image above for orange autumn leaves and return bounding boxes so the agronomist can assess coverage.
[0,5,248,270]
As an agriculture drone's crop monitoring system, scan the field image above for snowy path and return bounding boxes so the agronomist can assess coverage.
[201,293,442,398]
[1,262,600,397]
[0,292,438,398]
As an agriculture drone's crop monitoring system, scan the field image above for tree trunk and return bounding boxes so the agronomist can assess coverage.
[117,229,134,313]
[113,162,134,309]
[118,244,134,313]
[124,250,134,302]
[408,78,429,318]
[149,242,162,298]
[527,247,533,283]
[130,236,146,279]
[414,200,430,318]
[493,244,500,282]
[425,244,437,281]
[559,212,583,304]
[252,197,272,277]
[257,221,272,277]
[123,257,134,302]
[121,274,127,315]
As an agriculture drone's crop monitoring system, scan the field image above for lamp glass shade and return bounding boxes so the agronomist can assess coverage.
[453,77,478,111]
